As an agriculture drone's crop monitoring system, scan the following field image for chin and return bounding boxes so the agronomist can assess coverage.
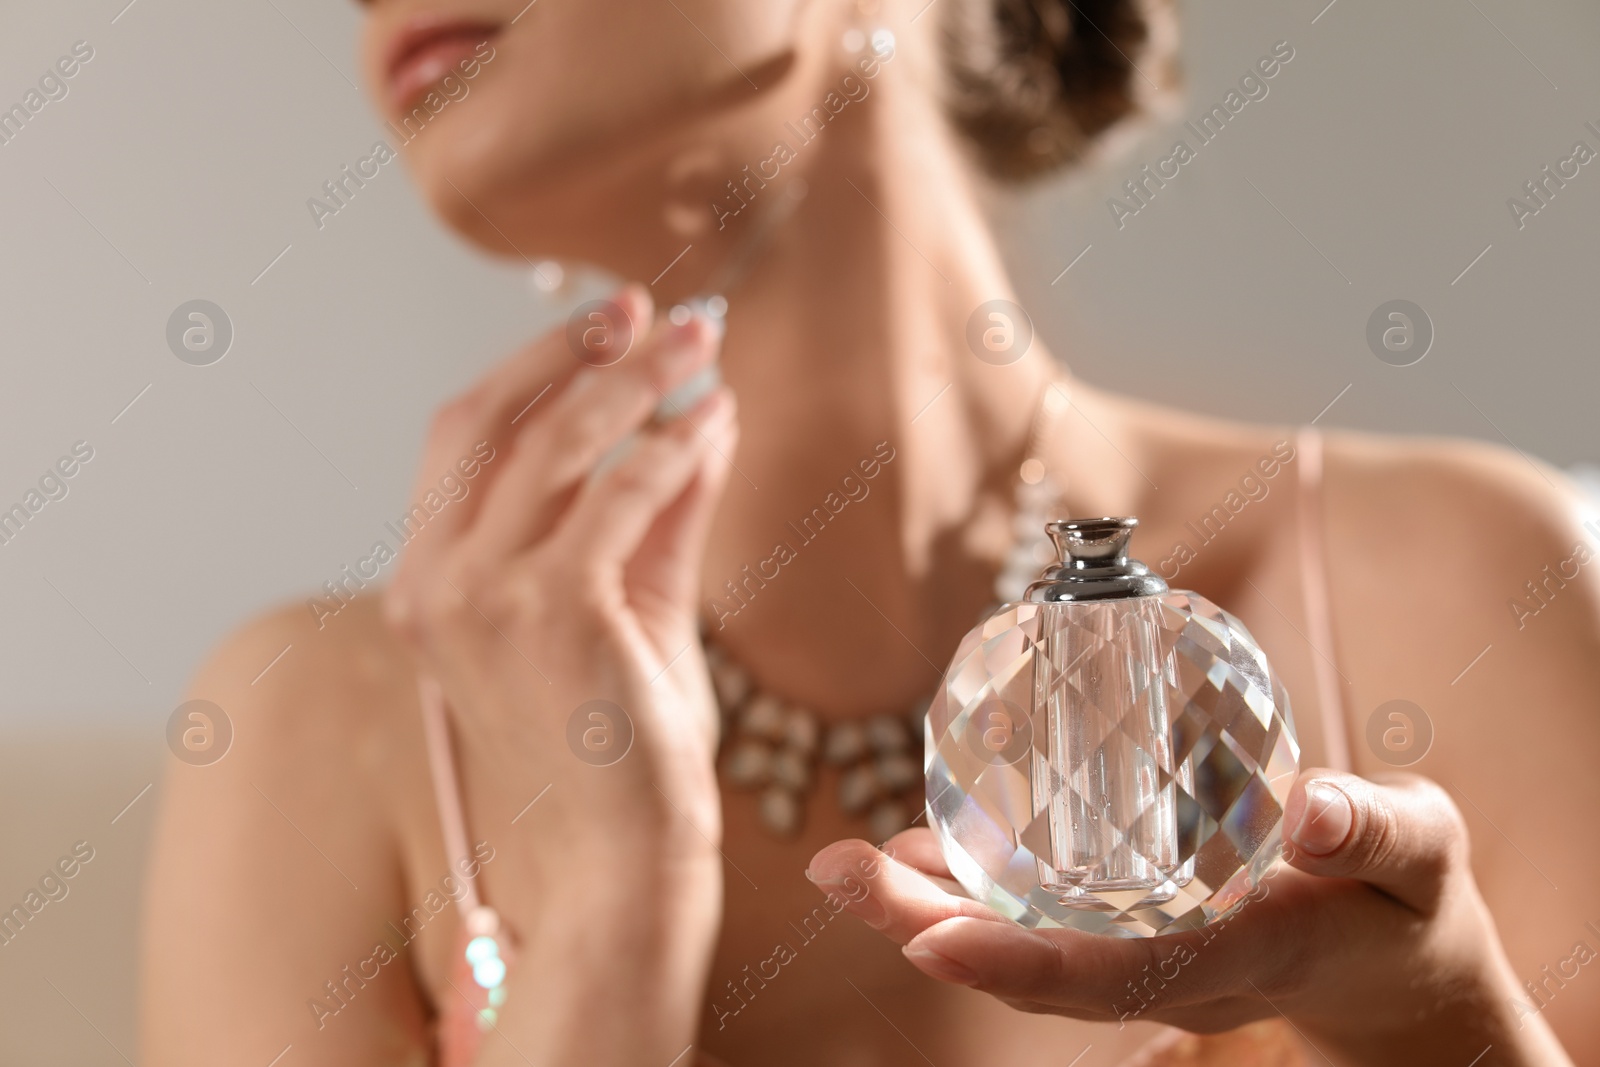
[398,95,783,292]
[380,35,835,285]
[361,0,829,279]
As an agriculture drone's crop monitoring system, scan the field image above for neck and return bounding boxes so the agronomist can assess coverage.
[696,54,1077,714]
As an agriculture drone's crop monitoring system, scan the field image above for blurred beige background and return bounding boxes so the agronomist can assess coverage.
[1,0,1596,1061]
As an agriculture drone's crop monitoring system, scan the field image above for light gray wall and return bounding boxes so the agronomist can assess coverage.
[0,0,1595,1062]
[1003,0,1599,465]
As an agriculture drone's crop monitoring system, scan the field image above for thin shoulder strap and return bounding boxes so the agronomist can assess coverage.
[1294,426,1352,772]
[418,675,483,915]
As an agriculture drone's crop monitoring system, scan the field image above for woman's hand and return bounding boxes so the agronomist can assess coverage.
[810,770,1575,1067]
[385,284,734,846]
[383,285,737,1064]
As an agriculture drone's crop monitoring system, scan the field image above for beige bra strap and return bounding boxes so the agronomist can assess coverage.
[1294,426,1352,772]
[418,675,483,914]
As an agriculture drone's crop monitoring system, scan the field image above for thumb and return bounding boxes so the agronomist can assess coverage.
[1282,769,1468,913]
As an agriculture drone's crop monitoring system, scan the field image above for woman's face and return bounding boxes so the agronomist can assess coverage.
[356,0,858,280]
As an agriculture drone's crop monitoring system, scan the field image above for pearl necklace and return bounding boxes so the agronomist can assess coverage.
[708,381,1068,841]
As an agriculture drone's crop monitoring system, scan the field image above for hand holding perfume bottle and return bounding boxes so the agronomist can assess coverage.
[809,522,1568,1063]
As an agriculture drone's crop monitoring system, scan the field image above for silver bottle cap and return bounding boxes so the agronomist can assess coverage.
[1024,517,1169,602]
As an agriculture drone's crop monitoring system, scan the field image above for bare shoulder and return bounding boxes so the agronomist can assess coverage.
[189,592,421,759]
[1327,429,1594,558]
[1320,429,1600,662]
[141,595,437,1063]
[175,593,431,828]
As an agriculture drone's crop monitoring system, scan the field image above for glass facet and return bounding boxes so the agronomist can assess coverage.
[926,592,1299,936]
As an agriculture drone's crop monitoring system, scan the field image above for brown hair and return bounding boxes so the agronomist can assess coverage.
[942,0,1178,181]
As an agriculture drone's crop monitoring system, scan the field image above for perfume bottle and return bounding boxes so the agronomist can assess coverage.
[1024,518,1192,907]
[926,515,1299,935]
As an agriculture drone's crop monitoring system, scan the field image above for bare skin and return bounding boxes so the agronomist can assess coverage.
[141,0,1600,1064]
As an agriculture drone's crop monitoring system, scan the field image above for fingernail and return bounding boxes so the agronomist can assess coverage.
[806,871,888,929]
[1290,780,1353,856]
[902,944,979,986]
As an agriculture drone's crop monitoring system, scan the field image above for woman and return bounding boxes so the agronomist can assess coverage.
[140,0,1599,1063]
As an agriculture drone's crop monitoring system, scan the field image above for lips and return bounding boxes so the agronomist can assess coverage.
[383,15,500,114]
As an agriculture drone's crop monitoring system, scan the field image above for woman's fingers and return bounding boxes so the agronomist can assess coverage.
[423,284,652,505]
[622,400,739,616]
[469,283,652,444]
[809,771,1477,1033]
[878,827,954,880]
[386,286,654,636]
[806,837,1003,945]
[1282,769,1466,913]
[900,866,1345,1020]
[470,311,722,558]
[904,917,1078,995]
[537,388,735,592]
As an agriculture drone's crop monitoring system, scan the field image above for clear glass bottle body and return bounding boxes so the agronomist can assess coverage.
[1032,597,1194,906]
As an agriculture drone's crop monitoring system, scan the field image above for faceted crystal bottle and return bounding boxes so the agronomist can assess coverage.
[927,514,1298,934]
[1026,518,1194,907]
